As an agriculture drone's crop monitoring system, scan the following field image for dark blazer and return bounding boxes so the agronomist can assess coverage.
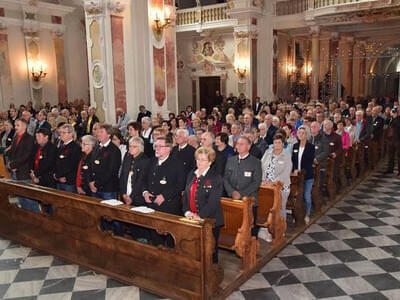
[371,116,384,141]
[31,142,57,188]
[120,152,149,206]
[210,149,227,177]
[8,132,34,180]
[292,142,315,180]
[253,102,262,115]
[35,121,52,134]
[358,119,370,141]
[143,155,185,215]
[0,129,15,149]
[92,142,121,193]
[265,125,278,145]
[77,152,95,195]
[309,133,329,167]
[171,144,196,177]
[325,132,343,165]
[249,144,262,160]
[54,141,81,185]
[182,169,224,227]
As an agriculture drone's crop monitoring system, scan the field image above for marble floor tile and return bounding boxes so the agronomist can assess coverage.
[73,275,107,292]
[3,280,43,298]
[20,256,54,269]
[306,252,342,266]
[356,247,392,260]
[239,273,270,290]
[0,247,31,260]
[37,292,73,300]
[319,240,352,252]
[0,270,18,284]
[273,283,316,300]
[290,267,330,283]
[333,276,377,295]
[46,265,79,280]
[346,261,386,276]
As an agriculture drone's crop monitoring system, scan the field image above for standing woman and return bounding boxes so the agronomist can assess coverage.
[76,135,97,196]
[182,147,224,263]
[261,134,292,219]
[292,126,315,224]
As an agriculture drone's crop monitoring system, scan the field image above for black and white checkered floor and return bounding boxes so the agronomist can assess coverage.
[0,168,399,299]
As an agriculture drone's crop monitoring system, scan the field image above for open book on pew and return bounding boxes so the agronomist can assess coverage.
[100,199,124,206]
[131,206,155,213]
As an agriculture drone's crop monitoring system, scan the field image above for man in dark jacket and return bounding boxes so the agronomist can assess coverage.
[7,118,34,181]
[171,128,195,177]
[54,124,81,193]
[143,135,185,246]
[90,124,121,200]
[6,118,36,212]
[30,128,56,188]
[385,107,400,175]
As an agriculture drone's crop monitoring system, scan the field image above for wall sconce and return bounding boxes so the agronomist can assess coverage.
[235,67,247,79]
[305,63,312,76]
[29,60,47,82]
[153,7,172,35]
[287,63,296,76]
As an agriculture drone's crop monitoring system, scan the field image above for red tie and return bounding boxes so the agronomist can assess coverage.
[76,158,84,188]
[34,146,41,170]
[189,176,198,214]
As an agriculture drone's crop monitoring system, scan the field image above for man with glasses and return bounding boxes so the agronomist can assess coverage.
[143,136,185,246]
[54,124,81,193]
[171,128,195,177]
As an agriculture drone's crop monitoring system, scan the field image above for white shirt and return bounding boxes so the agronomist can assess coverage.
[142,128,152,139]
[179,143,188,151]
[298,146,305,170]
[158,155,169,166]
[185,167,211,217]
[100,139,111,148]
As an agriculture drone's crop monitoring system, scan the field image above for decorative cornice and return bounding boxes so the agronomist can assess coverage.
[0,16,65,34]
[107,0,127,14]
[0,0,76,17]
[234,30,258,39]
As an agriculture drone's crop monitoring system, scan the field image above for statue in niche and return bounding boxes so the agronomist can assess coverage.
[202,41,214,57]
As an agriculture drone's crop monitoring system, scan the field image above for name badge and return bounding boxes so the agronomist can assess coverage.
[160,179,167,184]
[82,165,88,170]
[329,142,334,146]
[293,149,298,153]
[244,171,252,177]
[94,160,100,165]
[39,155,43,159]
[278,160,284,164]
[315,146,319,150]
[128,171,133,177]
[7,138,11,141]
[59,155,65,159]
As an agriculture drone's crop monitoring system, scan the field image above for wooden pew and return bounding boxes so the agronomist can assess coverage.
[219,197,257,272]
[0,179,218,300]
[355,141,366,177]
[345,147,357,182]
[0,154,10,179]
[287,170,306,228]
[257,182,286,247]
[312,163,322,214]
[324,157,335,202]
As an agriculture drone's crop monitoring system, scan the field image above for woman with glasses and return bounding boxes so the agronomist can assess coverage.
[76,135,97,195]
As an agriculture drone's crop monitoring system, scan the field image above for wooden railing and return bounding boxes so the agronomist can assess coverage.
[176,3,230,26]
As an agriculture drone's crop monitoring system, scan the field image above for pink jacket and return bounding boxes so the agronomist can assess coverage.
[339,130,351,150]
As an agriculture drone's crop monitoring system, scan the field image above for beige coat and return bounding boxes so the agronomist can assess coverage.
[261,148,292,187]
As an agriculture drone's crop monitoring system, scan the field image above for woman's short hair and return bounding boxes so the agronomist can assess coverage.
[129,136,144,152]
[82,135,97,147]
[111,128,124,144]
[195,146,216,163]
[297,125,310,139]
[273,133,285,144]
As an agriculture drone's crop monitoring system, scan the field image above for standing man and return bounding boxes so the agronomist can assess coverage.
[143,136,185,216]
[224,136,262,236]
[85,107,99,135]
[115,108,131,137]
[137,105,152,123]
[7,119,35,211]
[89,124,121,200]
[21,111,37,136]
[385,107,400,175]
[35,109,52,134]
[30,128,57,188]
[171,129,196,177]
[54,124,81,193]
[7,119,34,181]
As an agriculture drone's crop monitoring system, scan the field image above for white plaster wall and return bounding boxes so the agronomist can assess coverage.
[125,0,152,119]
[257,2,274,102]
[39,29,58,104]
[64,6,89,103]
[7,26,30,106]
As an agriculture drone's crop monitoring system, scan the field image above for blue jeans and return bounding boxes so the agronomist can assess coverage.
[304,178,314,217]
[57,183,76,193]
[11,173,40,213]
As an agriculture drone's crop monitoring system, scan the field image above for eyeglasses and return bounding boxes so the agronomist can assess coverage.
[154,145,169,149]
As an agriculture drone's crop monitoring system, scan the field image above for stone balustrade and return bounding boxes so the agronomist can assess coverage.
[176,3,229,26]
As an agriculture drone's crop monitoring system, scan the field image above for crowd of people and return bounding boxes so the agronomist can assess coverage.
[1,94,399,263]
